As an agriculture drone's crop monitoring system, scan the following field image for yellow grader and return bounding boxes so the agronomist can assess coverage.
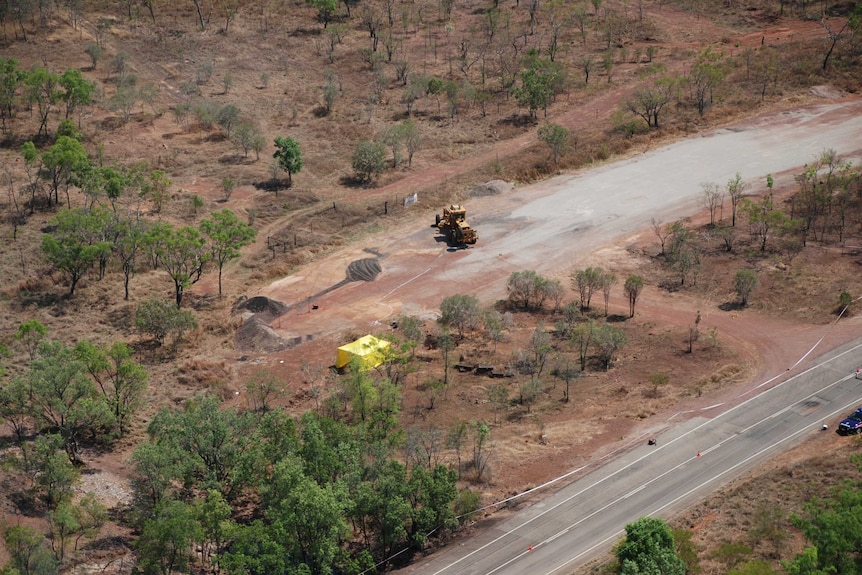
[436,205,477,245]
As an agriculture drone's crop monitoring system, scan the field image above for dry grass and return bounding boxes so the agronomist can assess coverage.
[691,363,747,395]
[667,435,862,575]
[0,0,860,571]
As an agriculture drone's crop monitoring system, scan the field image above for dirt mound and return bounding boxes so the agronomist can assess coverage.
[346,258,382,282]
[469,180,514,197]
[235,295,288,321]
[234,316,290,352]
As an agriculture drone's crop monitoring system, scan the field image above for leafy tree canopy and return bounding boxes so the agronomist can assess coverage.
[616,517,686,575]
[273,136,303,186]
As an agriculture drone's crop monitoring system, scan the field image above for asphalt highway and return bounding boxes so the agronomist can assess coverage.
[257,98,862,573]
[403,337,862,575]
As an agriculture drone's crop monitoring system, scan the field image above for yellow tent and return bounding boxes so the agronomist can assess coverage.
[335,335,391,370]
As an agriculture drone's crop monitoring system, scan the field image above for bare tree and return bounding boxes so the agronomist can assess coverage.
[406,425,444,469]
[573,4,589,44]
[4,165,25,240]
[544,278,565,312]
[601,271,617,316]
[751,48,779,101]
[447,421,468,476]
[437,330,455,386]
[819,18,849,71]
[191,0,209,30]
[528,0,540,35]
[715,224,737,252]
[700,181,724,226]
[545,10,568,62]
[651,217,672,255]
[245,369,282,412]
[552,359,580,402]
[471,421,491,482]
[726,172,748,227]
[360,5,383,51]
[623,276,644,318]
[580,55,594,84]
[570,320,594,371]
[687,310,701,353]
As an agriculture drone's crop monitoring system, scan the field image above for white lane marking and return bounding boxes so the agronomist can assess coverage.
[540,388,862,575]
[623,485,646,499]
[428,340,862,575]
[544,530,568,544]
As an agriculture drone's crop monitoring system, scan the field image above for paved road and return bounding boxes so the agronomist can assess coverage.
[257,98,862,573]
[258,99,862,573]
[401,338,862,575]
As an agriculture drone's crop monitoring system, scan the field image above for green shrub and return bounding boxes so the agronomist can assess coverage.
[135,299,198,348]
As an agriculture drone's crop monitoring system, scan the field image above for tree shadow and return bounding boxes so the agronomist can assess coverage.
[499,113,538,128]
[658,279,684,293]
[718,301,746,311]
[187,292,218,311]
[290,27,323,37]
[203,132,227,143]
[105,305,134,331]
[0,132,29,150]
[607,314,629,323]
[218,153,251,165]
[81,534,135,555]
[253,178,285,193]
[130,339,166,364]
[17,290,61,309]
[97,116,126,131]
[8,490,42,517]
[0,434,31,449]
[338,174,375,188]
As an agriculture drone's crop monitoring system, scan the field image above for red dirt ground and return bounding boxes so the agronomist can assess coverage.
[2,7,860,573]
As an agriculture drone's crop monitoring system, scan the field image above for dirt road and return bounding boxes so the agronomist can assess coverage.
[259,98,862,343]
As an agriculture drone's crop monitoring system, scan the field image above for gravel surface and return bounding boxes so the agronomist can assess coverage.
[261,99,862,341]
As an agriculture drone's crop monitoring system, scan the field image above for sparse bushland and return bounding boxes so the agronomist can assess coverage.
[0,0,861,573]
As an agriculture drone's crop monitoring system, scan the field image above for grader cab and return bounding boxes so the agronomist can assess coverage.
[436,205,477,245]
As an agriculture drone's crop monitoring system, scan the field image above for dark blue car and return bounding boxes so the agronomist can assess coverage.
[838,408,862,435]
